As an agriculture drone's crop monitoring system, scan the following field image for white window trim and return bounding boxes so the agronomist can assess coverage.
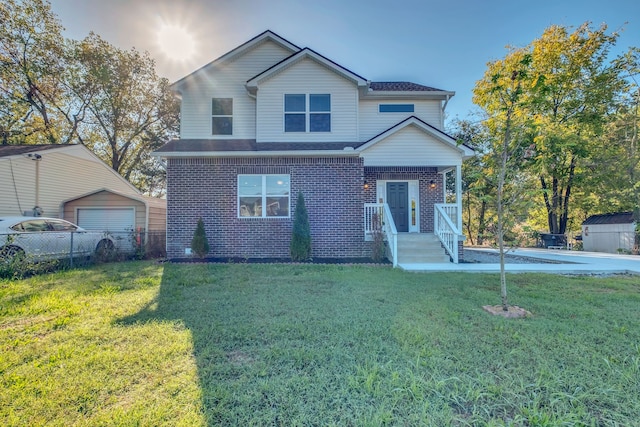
[283,94,331,133]
[238,174,291,219]
[212,98,233,136]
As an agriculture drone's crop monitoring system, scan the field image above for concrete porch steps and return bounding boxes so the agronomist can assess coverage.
[396,233,451,264]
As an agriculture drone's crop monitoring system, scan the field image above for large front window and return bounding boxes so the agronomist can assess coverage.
[284,94,330,132]
[238,175,290,218]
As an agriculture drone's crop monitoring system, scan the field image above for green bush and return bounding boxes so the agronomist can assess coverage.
[290,192,312,261]
[191,218,210,259]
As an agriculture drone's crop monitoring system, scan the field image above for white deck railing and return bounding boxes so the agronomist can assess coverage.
[364,203,398,267]
[434,203,461,264]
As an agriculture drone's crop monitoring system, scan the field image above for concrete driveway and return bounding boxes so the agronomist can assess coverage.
[400,248,640,274]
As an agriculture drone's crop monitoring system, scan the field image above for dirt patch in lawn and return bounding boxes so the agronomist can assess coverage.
[483,305,532,318]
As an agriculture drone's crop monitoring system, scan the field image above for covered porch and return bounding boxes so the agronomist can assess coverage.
[363,166,463,266]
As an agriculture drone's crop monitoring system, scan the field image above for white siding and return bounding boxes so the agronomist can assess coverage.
[361,125,461,167]
[179,40,294,140]
[0,146,138,218]
[256,58,359,143]
[358,99,443,141]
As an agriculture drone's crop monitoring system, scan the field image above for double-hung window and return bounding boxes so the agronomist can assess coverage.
[284,94,330,132]
[212,98,233,135]
[238,175,290,218]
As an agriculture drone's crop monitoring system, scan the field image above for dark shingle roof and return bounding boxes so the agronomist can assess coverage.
[0,144,69,158]
[582,212,636,225]
[369,82,444,92]
[154,139,361,154]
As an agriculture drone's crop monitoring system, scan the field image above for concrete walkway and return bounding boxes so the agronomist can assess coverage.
[399,248,640,274]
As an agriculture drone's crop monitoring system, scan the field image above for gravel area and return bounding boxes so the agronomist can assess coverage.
[463,249,558,264]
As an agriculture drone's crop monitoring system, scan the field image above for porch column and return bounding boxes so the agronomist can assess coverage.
[456,164,463,232]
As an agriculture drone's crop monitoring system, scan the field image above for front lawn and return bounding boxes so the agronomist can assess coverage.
[1,262,639,426]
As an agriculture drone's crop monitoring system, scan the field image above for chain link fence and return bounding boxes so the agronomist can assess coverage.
[0,229,166,278]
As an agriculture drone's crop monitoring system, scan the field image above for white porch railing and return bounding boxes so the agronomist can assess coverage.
[364,203,398,267]
[434,203,462,264]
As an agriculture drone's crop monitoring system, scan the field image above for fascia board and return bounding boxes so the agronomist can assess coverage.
[362,90,456,100]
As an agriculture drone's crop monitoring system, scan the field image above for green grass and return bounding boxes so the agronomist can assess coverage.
[1,262,639,426]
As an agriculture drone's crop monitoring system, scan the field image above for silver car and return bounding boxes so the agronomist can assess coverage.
[0,217,116,262]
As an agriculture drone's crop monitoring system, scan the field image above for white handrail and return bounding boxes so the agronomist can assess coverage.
[364,203,398,267]
[434,203,461,264]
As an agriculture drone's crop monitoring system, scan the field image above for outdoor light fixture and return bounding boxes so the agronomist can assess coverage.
[363,182,369,190]
[429,180,436,189]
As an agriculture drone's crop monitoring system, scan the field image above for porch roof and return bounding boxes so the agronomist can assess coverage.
[153,139,362,157]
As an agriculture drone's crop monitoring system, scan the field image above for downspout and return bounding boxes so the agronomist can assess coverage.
[442,94,451,129]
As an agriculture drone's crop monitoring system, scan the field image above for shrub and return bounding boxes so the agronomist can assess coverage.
[191,218,210,259]
[290,192,312,261]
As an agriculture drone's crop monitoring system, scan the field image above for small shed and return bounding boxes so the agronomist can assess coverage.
[581,212,637,254]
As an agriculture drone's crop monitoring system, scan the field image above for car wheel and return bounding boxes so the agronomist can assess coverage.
[95,239,116,261]
[0,245,25,264]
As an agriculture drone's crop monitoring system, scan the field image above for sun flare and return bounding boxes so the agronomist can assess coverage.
[156,23,196,62]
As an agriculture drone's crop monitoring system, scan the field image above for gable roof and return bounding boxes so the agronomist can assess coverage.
[61,188,166,209]
[357,116,475,158]
[172,30,300,89]
[582,212,636,225]
[0,144,141,194]
[246,47,368,90]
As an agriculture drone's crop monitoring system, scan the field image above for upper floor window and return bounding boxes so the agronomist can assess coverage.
[212,98,232,135]
[284,94,331,132]
[379,104,414,113]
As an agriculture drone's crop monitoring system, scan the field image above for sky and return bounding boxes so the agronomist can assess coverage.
[49,0,640,125]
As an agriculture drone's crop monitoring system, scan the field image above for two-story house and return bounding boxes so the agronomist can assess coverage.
[154,31,474,266]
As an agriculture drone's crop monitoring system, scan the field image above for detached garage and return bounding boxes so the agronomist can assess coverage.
[61,189,166,255]
[581,212,638,254]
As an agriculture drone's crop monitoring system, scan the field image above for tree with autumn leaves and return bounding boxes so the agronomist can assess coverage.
[465,22,638,247]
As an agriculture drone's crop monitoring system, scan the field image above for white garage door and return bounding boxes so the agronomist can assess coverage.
[77,208,135,232]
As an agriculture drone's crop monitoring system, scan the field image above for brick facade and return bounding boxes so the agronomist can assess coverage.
[166,156,367,260]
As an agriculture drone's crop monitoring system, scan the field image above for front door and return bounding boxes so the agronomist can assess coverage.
[386,182,409,232]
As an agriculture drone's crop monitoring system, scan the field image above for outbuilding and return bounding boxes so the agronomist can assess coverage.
[61,189,166,254]
[581,212,637,254]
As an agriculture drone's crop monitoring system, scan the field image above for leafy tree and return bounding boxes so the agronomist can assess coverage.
[0,1,178,195]
[290,192,312,261]
[191,218,209,259]
[525,23,623,235]
[0,0,81,144]
[74,33,179,187]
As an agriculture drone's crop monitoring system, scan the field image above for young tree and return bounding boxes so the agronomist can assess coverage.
[290,192,312,261]
[191,218,209,259]
[474,50,534,310]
